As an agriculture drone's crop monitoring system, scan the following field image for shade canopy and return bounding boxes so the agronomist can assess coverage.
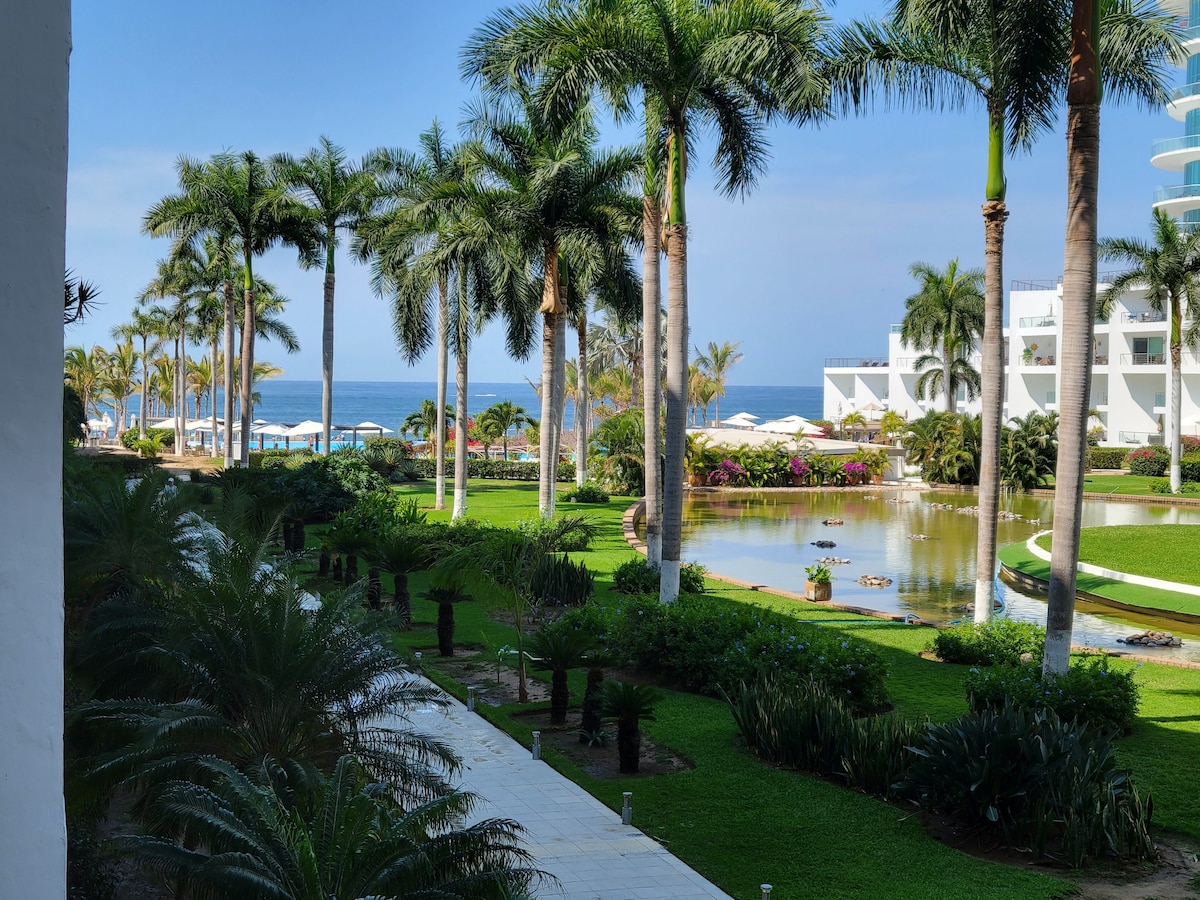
[755,418,824,436]
[251,423,291,437]
[350,421,393,433]
[283,420,324,437]
[725,411,760,422]
[856,402,885,415]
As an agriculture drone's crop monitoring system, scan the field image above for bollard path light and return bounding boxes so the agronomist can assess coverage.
[466,685,476,712]
[761,885,773,900]
[621,791,633,825]
[531,731,541,760]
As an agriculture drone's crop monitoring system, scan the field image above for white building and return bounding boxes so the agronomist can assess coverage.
[823,278,1198,447]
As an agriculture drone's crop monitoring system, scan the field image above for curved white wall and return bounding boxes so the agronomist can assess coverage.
[0,2,70,895]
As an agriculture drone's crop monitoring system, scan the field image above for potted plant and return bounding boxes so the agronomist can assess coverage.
[863,449,889,485]
[788,457,811,486]
[685,434,714,486]
[1022,346,1034,365]
[842,460,867,486]
[804,564,833,602]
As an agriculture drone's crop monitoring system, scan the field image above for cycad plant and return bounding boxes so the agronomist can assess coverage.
[122,755,542,900]
[367,524,439,625]
[601,680,662,774]
[528,621,595,725]
[421,568,474,657]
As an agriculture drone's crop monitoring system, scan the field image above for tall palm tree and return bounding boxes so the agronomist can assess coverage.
[402,399,454,451]
[1046,1,1180,674]
[97,341,140,438]
[899,260,984,414]
[63,345,108,420]
[145,151,317,465]
[468,0,830,596]
[479,400,534,460]
[111,312,164,439]
[461,93,641,519]
[1098,210,1200,493]
[139,257,206,454]
[912,338,982,410]
[276,137,378,458]
[694,340,743,426]
[829,0,1177,623]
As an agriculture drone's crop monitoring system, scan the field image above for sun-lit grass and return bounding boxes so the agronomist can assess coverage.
[345,480,1200,898]
[1034,525,1200,588]
[1045,473,1162,496]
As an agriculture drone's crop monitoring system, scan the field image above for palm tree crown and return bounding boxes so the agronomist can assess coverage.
[900,259,984,413]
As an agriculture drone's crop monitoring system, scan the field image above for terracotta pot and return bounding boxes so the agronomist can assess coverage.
[871,473,884,485]
[805,581,832,603]
[790,473,807,486]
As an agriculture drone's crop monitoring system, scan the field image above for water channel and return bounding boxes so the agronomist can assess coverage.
[675,488,1200,661]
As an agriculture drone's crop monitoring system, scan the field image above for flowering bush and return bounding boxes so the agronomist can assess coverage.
[788,457,811,479]
[1127,447,1167,477]
[708,459,748,486]
[842,461,868,478]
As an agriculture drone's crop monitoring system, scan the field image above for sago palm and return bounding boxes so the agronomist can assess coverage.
[528,623,595,725]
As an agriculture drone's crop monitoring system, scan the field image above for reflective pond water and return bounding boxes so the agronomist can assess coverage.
[676,489,1200,661]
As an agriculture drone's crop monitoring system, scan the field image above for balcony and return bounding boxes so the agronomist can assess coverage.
[1150,133,1200,171]
[1121,352,1165,366]
[1020,355,1056,367]
[1044,390,1058,411]
[1093,354,1109,366]
[1121,310,1166,324]
[889,324,903,334]
[1119,431,1165,445]
[1018,315,1057,329]
[1155,392,1166,414]
[895,357,923,369]
[1091,392,1108,410]
[1153,183,1200,216]
[1166,82,1200,121]
[824,357,889,369]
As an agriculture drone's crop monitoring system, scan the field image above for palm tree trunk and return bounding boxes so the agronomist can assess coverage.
[139,336,149,440]
[452,338,469,520]
[210,333,219,456]
[943,343,954,414]
[1046,8,1101,675]
[660,221,688,603]
[321,258,336,457]
[576,312,588,487]
[223,278,235,468]
[974,197,1008,622]
[553,307,566,485]
[643,195,664,564]
[435,277,449,510]
[539,312,558,516]
[174,326,184,456]
[1170,303,1182,492]
[239,258,256,466]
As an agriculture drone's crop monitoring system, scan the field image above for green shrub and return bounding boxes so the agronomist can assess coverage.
[408,458,575,482]
[248,448,313,469]
[727,677,917,800]
[1127,446,1168,476]
[611,594,887,709]
[612,558,706,594]
[901,701,1154,867]
[1085,446,1131,470]
[931,618,1045,666]
[514,514,597,552]
[120,426,173,450]
[1180,452,1200,483]
[530,553,595,608]
[562,482,610,503]
[1150,478,1170,493]
[965,655,1139,735]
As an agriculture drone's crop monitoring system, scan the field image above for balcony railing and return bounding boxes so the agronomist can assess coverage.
[1018,315,1057,329]
[1120,352,1165,365]
[1154,183,1200,203]
[1155,392,1166,407]
[1151,134,1200,157]
[1045,391,1057,404]
[895,357,923,369]
[1122,310,1166,324]
[889,324,903,333]
[824,357,889,368]
[1168,82,1200,105]
[1093,354,1109,365]
[1119,431,1165,445]
[1091,392,1108,406]
[1011,278,1057,291]
[1020,355,1056,367]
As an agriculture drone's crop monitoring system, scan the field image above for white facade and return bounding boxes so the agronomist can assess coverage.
[0,2,70,895]
[823,279,1199,447]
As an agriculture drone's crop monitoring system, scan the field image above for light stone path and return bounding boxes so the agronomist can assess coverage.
[408,687,735,900]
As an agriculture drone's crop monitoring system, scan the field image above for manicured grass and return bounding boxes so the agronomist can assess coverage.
[1000,539,1200,617]
[1034,525,1200,588]
[1047,473,1162,496]
[359,481,1200,897]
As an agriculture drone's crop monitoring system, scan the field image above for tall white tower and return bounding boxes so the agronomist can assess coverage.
[1152,0,1200,224]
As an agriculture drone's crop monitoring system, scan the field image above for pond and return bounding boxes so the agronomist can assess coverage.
[674,488,1200,661]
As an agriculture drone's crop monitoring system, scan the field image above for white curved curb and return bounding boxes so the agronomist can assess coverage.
[1026,529,1200,599]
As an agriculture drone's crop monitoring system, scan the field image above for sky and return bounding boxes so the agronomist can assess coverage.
[65,0,1184,387]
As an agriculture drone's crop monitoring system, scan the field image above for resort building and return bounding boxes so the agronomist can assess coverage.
[822,277,1199,447]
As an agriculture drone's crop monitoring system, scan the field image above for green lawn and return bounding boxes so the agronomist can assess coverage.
[1046,473,1162,496]
[347,480,1200,899]
[1000,540,1200,618]
[1032,525,1200,589]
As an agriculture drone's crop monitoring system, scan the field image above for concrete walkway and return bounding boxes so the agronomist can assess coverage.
[408,688,734,900]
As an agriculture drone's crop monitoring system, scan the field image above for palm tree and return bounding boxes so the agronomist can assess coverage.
[1047,1,1180,674]
[479,400,534,460]
[145,151,317,465]
[122,755,541,900]
[830,0,1176,624]
[912,337,982,409]
[96,341,139,438]
[63,345,107,420]
[461,94,641,519]
[367,525,437,626]
[403,399,454,452]
[1098,210,1200,493]
[879,409,908,445]
[694,341,743,426]
[899,260,984,414]
[840,410,868,441]
[601,680,662,775]
[528,623,595,725]
[64,271,100,325]
[468,0,830,597]
[111,313,165,439]
[276,137,378,458]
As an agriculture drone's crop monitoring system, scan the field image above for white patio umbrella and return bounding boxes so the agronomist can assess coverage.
[283,420,324,437]
[755,418,824,436]
[251,422,291,450]
[722,412,760,428]
[725,411,760,422]
[340,420,394,446]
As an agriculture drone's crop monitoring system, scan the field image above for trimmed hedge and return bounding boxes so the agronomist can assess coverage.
[931,618,1045,667]
[249,448,314,469]
[1085,446,1131,470]
[409,458,576,482]
[120,427,174,450]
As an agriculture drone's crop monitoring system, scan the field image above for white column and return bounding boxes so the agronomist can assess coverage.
[0,2,70,896]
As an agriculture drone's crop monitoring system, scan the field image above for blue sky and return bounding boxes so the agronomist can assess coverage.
[66,0,1181,387]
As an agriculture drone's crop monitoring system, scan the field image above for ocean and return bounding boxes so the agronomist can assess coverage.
[106,380,824,439]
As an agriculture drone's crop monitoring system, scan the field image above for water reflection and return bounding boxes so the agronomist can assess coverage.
[677,489,1200,661]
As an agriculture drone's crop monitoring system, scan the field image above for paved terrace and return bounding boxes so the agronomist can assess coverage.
[408,686,735,900]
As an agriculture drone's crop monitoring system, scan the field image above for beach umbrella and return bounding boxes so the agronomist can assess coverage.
[723,412,760,428]
[725,411,760,421]
[283,420,324,437]
[755,418,824,436]
[252,422,291,450]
